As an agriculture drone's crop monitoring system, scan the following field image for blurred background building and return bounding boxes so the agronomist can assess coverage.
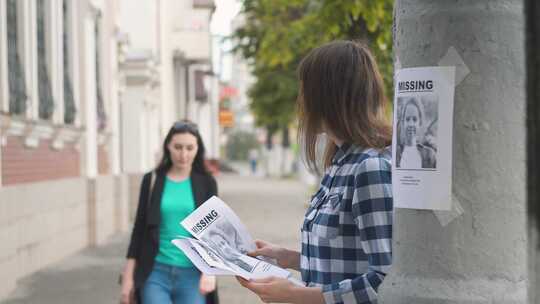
[0,0,218,298]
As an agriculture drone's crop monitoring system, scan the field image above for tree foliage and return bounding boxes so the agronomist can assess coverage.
[232,0,394,133]
[225,130,260,161]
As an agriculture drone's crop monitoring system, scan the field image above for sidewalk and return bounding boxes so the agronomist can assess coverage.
[0,173,311,304]
[226,160,267,177]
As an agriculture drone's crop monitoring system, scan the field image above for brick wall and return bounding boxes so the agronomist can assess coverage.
[1,136,80,185]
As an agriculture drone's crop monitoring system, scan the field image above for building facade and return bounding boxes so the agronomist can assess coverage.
[159,0,219,163]
[117,0,219,174]
[0,0,217,299]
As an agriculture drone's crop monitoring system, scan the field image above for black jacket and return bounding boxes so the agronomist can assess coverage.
[126,170,219,304]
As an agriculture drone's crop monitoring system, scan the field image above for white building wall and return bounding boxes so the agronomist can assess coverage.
[229,14,255,132]
[148,102,161,167]
[158,0,171,134]
[81,11,98,178]
[197,101,212,154]
[120,88,143,173]
[117,0,161,173]
[0,0,141,300]
[230,55,255,131]
[159,0,213,134]
[115,0,219,173]
[167,1,212,61]
[159,45,176,135]
[159,0,218,160]
[105,0,121,174]
[209,76,220,159]
[118,0,158,52]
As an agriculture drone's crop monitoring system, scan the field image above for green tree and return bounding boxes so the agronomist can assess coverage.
[225,130,260,161]
[233,0,305,144]
[247,67,297,131]
[233,0,394,144]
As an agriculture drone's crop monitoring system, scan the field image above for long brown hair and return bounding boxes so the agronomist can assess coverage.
[297,40,392,173]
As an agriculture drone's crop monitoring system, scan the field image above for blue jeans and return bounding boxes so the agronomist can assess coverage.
[142,262,204,304]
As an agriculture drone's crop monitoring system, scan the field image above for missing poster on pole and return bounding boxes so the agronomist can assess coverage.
[392,66,455,210]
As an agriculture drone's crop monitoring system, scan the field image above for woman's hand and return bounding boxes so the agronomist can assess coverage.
[120,259,136,304]
[237,276,297,303]
[120,273,135,304]
[237,276,325,304]
[249,240,300,270]
[199,274,217,295]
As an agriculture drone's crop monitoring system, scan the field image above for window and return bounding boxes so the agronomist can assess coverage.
[37,0,54,120]
[194,70,208,102]
[95,13,106,130]
[193,0,215,9]
[63,0,76,124]
[7,0,27,115]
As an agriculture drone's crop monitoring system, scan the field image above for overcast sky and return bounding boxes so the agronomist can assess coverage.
[210,0,242,81]
[210,0,242,36]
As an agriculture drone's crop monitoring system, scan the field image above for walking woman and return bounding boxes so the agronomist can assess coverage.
[238,41,393,304]
[121,120,219,304]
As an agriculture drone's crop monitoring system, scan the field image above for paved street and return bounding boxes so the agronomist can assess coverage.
[0,172,311,304]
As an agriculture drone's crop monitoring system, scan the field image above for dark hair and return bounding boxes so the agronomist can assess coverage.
[297,40,392,173]
[155,120,210,176]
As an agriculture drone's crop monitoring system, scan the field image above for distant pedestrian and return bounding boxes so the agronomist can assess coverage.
[248,148,259,174]
[120,120,219,304]
[237,41,393,304]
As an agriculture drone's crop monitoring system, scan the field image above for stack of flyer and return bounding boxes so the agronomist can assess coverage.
[172,196,301,284]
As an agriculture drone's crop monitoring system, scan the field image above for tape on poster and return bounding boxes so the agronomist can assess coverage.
[438,46,470,85]
[433,46,470,226]
[433,195,465,227]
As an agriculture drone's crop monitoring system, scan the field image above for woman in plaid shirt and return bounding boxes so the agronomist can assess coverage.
[238,41,393,304]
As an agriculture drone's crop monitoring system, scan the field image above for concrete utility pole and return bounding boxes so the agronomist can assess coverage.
[380,1,527,303]
[526,0,540,303]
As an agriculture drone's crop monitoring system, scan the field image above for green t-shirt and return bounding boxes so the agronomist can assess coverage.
[155,177,195,267]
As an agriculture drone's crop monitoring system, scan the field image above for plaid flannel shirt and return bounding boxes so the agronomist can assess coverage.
[300,143,393,304]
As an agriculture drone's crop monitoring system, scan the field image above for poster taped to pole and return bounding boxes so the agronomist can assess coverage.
[392,66,455,210]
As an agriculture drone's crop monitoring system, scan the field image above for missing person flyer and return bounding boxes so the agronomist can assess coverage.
[392,66,455,210]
